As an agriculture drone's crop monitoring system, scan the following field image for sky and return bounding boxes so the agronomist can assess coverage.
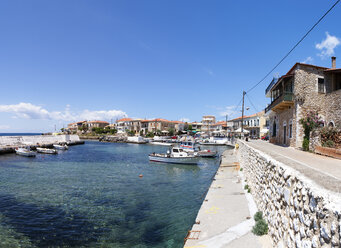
[0,0,340,132]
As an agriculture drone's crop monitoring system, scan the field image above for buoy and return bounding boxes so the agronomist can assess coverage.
[139,174,143,178]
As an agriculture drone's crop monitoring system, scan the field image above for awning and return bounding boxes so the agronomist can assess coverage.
[234,128,250,133]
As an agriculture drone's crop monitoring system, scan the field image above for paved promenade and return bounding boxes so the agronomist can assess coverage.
[184,149,270,248]
[246,140,341,193]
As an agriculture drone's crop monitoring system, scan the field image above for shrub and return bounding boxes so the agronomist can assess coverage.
[302,137,310,151]
[322,140,335,148]
[240,168,243,171]
[254,211,263,222]
[252,219,268,236]
[247,188,251,193]
[244,184,249,190]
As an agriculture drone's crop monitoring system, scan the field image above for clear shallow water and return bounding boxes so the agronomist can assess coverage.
[0,141,228,247]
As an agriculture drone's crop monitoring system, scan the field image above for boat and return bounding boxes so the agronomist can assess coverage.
[179,136,196,152]
[36,147,58,154]
[149,147,199,165]
[149,141,173,146]
[53,144,69,150]
[15,147,36,157]
[199,137,228,146]
[196,148,218,158]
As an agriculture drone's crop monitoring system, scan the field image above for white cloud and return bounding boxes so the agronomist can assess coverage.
[0,102,127,122]
[0,125,10,130]
[219,105,240,118]
[316,32,340,58]
[302,56,313,64]
[179,118,190,123]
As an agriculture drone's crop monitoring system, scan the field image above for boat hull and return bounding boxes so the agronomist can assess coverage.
[16,150,36,157]
[36,148,58,154]
[149,155,199,165]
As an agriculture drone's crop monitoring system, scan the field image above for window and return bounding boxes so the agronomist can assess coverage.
[318,78,325,93]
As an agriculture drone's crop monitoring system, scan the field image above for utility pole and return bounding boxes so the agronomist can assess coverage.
[225,114,228,137]
[241,91,246,137]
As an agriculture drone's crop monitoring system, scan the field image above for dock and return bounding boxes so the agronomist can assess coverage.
[0,135,84,155]
[184,149,269,248]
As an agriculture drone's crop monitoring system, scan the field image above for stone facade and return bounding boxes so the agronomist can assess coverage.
[267,63,341,148]
[238,142,341,248]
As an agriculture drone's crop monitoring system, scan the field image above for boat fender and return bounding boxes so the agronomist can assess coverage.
[208,150,210,152]
[139,174,143,178]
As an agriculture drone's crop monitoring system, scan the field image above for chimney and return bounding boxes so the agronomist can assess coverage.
[331,56,336,68]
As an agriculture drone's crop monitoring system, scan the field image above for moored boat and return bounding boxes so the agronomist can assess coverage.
[53,144,69,150]
[36,147,58,154]
[15,148,36,157]
[149,147,199,165]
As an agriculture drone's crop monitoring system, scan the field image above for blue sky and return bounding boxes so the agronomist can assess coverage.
[0,0,340,132]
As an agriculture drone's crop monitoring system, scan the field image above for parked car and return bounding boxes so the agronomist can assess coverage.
[261,135,269,141]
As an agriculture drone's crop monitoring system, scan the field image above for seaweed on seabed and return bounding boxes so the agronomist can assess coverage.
[0,194,104,247]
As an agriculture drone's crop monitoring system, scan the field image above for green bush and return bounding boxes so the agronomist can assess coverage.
[244,184,249,190]
[322,140,335,148]
[240,168,243,171]
[302,137,309,151]
[252,219,268,236]
[254,211,263,222]
[247,188,251,193]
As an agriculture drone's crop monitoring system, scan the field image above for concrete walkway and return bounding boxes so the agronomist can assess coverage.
[184,150,270,248]
[246,140,341,193]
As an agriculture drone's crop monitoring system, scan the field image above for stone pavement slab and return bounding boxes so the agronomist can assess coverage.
[184,150,265,248]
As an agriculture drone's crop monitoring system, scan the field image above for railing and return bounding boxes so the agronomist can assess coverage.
[265,77,279,95]
[265,92,293,113]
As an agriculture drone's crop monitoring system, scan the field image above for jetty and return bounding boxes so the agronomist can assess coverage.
[184,149,269,248]
[0,134,84,155]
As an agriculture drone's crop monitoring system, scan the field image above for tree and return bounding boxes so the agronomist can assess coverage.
[168,128,175,136]
[188,124,193,131]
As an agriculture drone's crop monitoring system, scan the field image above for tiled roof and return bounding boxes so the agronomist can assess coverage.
[286,63,328,76]
[230,111,264,121]
[87,120,110,124]
[116,118,132,122]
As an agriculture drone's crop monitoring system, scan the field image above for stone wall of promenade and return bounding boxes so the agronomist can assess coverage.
[0,135,80,146]
[238,141,341,248]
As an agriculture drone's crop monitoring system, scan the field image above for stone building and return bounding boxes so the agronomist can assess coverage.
[265,57,341,147]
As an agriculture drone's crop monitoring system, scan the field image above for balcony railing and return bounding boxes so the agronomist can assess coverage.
[265,92,294,113]
[265,77,279,95]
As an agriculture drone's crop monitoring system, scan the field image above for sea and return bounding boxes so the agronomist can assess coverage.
[0,141,228,247]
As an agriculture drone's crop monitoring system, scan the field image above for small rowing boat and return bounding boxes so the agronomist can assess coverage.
[15,148,36,157]
[36,147,58,154]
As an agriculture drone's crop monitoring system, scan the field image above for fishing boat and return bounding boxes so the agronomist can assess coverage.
[179,136,196,152]
[149,147,199,165]
[149,141,173,146]
[15,148,36,157]
[53,144,69,150]
[36,147,58,154]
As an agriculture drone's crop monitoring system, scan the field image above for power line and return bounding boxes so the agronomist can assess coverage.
[246,0,340,94]
[245,93,259,113]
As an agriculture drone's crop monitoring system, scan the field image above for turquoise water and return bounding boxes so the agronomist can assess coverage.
[0,141,227,247]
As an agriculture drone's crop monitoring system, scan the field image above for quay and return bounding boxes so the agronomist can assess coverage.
[0,134,84,155]
[184,149,270,248]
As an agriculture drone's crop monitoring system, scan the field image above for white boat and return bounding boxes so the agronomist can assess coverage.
[149,147,199,165]
[199,137,228,146]
[179,136,196,152]
[53,144,69,150]
[149,141,173,146]
[15,148,36,157]
[36,147,58,154]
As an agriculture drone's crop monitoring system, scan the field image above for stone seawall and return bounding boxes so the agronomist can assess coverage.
[238,141,341,248]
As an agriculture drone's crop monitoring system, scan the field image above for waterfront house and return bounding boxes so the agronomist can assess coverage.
[191,122,203,132]
[211,121,229,135]
[115,118,133,133]
[201,115,216,134]
[265,57,341,147]
[87,120,110,129]
[67,121,86,131]
[230,111,268,138]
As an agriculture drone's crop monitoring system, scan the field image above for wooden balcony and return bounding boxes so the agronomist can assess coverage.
[265,92,294,113]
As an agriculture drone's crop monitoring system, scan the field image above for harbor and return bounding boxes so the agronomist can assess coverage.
[0,140,227,247]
